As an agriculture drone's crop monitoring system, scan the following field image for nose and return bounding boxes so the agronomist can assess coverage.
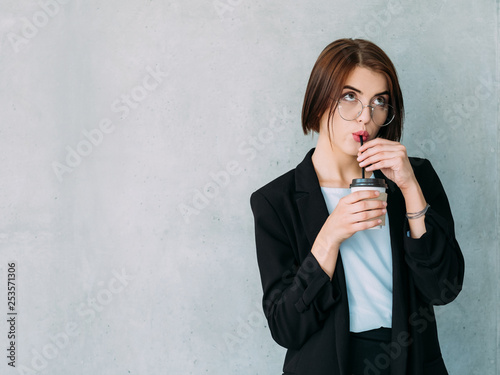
[357,105,372,126]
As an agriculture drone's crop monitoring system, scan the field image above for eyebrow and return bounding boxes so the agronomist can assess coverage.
[343,85,390,97]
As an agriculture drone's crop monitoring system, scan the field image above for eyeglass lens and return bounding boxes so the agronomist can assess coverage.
[338,98,393,126]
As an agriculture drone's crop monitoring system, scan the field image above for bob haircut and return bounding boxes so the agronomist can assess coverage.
[301,38,404,142]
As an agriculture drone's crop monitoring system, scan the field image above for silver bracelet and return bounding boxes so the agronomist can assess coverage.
[406,204,430,219]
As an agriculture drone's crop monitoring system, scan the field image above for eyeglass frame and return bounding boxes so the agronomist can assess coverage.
[337,97,395,127]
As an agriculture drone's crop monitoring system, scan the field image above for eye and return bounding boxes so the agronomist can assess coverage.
[341,92,357,102]
[372,96,387,106]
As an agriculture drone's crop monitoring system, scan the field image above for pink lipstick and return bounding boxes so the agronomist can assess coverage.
[352,131,369,142]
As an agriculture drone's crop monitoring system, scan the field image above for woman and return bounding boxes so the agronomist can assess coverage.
[250,39,465,375]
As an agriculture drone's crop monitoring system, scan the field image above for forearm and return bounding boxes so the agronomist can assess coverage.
[311,234,339,280]
[251,191,341,349]
[262,251,340,349]
[403,210,465,304]
[400,158,465,304]
[401,178,428,239]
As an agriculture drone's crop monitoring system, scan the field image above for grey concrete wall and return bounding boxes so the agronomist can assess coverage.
[0,0,498,374]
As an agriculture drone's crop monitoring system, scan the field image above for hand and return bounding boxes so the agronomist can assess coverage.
[317,190,387,249]
[311,189,387,278]
[357,138,417,191]
[358,138,429,238]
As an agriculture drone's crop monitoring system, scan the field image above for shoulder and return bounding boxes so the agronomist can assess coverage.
[409,156,432,170]
[250,168,297,209]
[408,157,444,197]
[251,148,315,209]
[408,157,438,179]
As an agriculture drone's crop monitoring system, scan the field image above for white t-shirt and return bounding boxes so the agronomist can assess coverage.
[320,186,393,333]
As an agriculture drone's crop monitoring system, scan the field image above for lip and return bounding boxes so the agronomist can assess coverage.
[352,131,369,142]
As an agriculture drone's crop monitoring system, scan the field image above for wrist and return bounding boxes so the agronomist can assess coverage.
[406,204,430,219]
[313,232,340,255]
[400,176,428,238]
[311,233,340,279]
[401,179,427,213]
[399,176,419,195]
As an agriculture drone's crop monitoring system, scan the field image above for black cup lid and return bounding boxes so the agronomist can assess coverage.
[350,178,388,189]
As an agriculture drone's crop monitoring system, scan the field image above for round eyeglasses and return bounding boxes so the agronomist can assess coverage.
[337,96,395,127]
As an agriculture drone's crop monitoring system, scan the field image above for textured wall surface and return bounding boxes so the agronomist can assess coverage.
[0,0,498,374]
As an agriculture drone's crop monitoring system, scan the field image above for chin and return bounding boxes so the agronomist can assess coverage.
[331,140,359,158]
[339,146,358,158]
[347,143,360,156]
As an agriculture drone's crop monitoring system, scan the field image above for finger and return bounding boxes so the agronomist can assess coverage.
[365,153,409,172]
[365,160,395,172]
[358,139,405,155]
[352,204,387,220]
[351,196,387,208]
[358,144,405,162]
[363,156,401,172]
[354,205,387,219]
[342,190,381,204]
[358,138,396,154]
[352,217,384,232]
[361,149,408,169]
[358,151,393,167]
[351,200,387,214]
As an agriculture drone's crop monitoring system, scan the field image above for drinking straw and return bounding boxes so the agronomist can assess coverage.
[360,136,365,178]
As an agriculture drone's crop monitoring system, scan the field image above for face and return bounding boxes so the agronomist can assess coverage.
[319,66,390,156]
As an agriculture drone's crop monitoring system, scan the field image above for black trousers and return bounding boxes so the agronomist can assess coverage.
[348,328,392,375]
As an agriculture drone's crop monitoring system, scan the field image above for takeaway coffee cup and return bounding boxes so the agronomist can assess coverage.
[350,178,388,229]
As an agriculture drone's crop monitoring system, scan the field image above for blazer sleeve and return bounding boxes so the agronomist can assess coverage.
[403,159,465,305]
[250,190,341,350]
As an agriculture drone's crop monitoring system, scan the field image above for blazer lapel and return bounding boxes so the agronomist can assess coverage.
[294,148,330,249]
[294,148,351,374]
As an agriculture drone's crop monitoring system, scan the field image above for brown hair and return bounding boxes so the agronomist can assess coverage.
[301,38,404,141]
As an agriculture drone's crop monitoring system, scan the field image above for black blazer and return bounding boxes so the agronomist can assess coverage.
[250,149,465,375]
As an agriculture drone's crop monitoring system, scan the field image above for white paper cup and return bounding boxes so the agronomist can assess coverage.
[350,178,388,230]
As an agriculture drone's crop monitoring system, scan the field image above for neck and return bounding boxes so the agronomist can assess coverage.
[312,133,370,188]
